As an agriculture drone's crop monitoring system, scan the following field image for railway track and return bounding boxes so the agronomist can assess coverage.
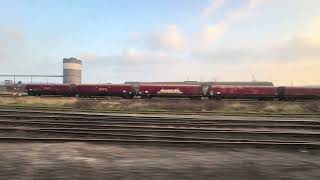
[1,93,320,103]
[0,105,319,117]
[0,108,319,148]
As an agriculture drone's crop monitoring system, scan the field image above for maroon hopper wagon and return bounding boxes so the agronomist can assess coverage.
[210,86,277,100]
[25,84,73,96]
[76,84,134,98]
[138,84,203,98]
[278,86,320,100]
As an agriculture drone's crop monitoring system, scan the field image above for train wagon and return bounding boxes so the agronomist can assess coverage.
[278,86,320,100]
[76,84,134,98]
[209,86,278,100]
[25,84,74,96]
[137,84,203,99]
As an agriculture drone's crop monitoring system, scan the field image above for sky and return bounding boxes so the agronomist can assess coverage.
[0,0,320,85]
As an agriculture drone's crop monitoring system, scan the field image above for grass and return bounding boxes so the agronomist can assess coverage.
[0,96,319,115]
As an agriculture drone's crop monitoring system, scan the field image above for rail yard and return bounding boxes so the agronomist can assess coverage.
[0,108,319,148]
[0,105,319,179]
[1,81,320,179]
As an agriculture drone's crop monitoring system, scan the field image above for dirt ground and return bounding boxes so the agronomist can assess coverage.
[0,143,319,180]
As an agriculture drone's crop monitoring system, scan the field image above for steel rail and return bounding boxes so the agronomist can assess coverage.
[1,114,320,124]
[0,106,320,117]
[0,137,318,148]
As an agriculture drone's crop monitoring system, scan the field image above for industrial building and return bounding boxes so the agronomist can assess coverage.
[63,57,82,84]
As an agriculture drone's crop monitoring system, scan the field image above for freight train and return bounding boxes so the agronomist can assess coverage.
[24,83,320,100]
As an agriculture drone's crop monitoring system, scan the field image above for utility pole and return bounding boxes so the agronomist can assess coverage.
[212,77,217,82]
[252,74,256,82]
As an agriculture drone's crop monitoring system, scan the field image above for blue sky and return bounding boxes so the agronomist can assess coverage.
[0,0,320,85]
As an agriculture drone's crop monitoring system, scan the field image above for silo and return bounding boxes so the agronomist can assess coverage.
[63,57,82,84]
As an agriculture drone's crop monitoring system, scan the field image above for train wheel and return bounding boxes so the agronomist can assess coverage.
[122,95,133,99]
[210,96,222,100]
[190,97,201,100]
[290,98,296,101]
[141,95,151,99]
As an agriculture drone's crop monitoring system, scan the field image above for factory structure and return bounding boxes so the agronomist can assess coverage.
[63,57,82,84]
[0,57,82,88]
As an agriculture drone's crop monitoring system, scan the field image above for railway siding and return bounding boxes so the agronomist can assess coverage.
[0,108,319,148]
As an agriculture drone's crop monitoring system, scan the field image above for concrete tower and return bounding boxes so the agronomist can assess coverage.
[63,57,82,84]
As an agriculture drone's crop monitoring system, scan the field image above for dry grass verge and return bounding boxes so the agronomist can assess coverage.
[0,96,319,114]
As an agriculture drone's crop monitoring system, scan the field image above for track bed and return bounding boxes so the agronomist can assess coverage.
[0,108,319,148]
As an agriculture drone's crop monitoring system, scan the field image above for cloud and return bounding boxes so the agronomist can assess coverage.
[78,49,187,83]
[189,14,320,85]
[203,0,225,16]
[132,0,268,52]
[79,48,182,67]
[226,0,268,21]
[249,58,320,86]
[78,52,98,61]
[192,35,320,63]
[142,25,187,51]
[194,14,320,63]
[269,37,320,60]
[196,22,228,50]
[302,16,320,42]
[192,47,253,63]
[78,48,172,65]
[196,0,268,49]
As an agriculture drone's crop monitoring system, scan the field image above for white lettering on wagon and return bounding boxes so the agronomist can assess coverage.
[98,88,108,91]
[157,89,183,94]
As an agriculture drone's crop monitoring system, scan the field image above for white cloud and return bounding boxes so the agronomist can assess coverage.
[196,0,269,49]
[270,37,320,60]
[226,0,268,22]
[193,35,320,63]
[196,22,228,50]
[80,48,182,67]
[143,25,187,51]
[302,16,320,42]
[248,0,268,9]
[125,48,142,60]
[131,0,268,52]
[78,52,97,61]
[203,0,225,16]
[249,58,320,86]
